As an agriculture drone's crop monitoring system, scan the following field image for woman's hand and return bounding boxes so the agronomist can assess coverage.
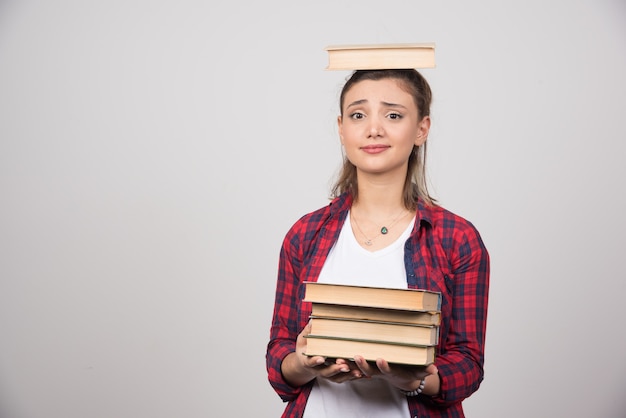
[321,357,365,384]
[282,323,364,387]
[353,355,440,395]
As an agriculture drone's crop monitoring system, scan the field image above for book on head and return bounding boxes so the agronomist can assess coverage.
[303,282,442,312]
[325,43,436,70]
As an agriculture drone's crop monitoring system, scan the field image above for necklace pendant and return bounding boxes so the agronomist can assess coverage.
[364,239,373,246]
[381,226,388,235]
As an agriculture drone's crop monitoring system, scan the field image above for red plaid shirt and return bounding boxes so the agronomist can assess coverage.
[266,192,490,418]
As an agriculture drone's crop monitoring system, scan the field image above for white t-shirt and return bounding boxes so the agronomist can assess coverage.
[303,211,415,418]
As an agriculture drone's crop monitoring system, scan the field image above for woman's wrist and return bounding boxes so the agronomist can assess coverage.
[400,379,425,396]
[421,372,441,396]
[400,372,441,397]
[281,352,318,387]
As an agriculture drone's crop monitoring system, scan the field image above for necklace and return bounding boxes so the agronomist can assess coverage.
[351,209,408,246]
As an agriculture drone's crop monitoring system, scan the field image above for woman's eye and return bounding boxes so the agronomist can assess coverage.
[388,113,403,120]
[349,112,364,120]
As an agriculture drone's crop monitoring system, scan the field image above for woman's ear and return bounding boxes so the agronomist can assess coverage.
[337,115,344,144]
[415,115,431,146]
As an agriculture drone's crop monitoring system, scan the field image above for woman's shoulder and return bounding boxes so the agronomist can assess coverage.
[286,194,350,239]
[418,202,490,271]
[418,201,484,242]
[287,205,330,236]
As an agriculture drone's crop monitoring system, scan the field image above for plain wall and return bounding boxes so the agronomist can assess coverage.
[1,1,625,417]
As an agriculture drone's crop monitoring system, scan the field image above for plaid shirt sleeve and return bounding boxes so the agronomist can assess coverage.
[266,218,307,402]
[266,196,352,416]
[418,207,490,410]
[265,202,336,408]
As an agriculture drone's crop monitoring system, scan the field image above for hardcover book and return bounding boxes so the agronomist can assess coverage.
[308,316,439,346]
[303,282,441,312]
[310,303,441,326]
[325,43,436,70]
[305,335,436,366]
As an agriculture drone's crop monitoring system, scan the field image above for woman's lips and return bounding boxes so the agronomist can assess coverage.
[361,145,390,154]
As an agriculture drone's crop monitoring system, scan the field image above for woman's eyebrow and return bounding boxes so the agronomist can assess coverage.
[346,99,407,109]
[346,99,368,109]
[381,101,407,109]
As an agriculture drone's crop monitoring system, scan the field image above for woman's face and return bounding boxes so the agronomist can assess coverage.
[338,78,430,179]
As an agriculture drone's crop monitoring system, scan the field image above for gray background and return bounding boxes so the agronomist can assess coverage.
[1,0,625,417]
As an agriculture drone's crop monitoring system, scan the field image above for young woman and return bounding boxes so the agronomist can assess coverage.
[266,69,490,417]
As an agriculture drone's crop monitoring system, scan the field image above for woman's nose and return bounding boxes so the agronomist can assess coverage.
[368,119,383,138]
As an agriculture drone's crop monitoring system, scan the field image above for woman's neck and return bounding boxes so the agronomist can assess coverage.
[353,183,406,221]
[350,179,413,251]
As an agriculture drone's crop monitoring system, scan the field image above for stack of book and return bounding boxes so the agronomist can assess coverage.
[303,282,442,366]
